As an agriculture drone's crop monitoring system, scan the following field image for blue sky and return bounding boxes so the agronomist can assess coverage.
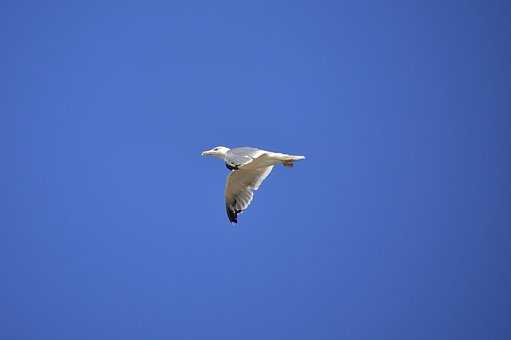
[3,1,510,339]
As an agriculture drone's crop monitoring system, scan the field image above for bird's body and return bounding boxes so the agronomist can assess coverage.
[201,146,305,223]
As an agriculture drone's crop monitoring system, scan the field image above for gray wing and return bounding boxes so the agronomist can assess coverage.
[224,165,273,223]
[225,147,263,169]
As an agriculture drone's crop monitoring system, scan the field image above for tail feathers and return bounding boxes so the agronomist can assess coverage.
[288,155,305,160]
[270,153,305,161]
[269,153,305,167]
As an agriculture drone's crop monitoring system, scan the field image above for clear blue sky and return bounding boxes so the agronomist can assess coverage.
[3,1,510,339]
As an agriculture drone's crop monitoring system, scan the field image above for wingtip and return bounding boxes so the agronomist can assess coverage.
[226,204,238,224]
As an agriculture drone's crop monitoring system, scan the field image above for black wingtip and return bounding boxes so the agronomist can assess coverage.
[226,205,238,224]
[225,163,239,171]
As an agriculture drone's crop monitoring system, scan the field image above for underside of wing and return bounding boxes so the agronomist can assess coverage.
[224,166,273,223]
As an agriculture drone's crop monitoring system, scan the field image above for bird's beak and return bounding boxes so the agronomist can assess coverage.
[201,150,212,156]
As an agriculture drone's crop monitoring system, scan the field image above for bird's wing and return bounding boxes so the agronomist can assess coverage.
[224,165,274,223]
[225,147,265,169]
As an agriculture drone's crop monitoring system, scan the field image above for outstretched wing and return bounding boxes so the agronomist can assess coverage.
[225,147,264,169]
[224,166,274,223]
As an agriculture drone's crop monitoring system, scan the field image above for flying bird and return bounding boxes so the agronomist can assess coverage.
[201,146,305,223]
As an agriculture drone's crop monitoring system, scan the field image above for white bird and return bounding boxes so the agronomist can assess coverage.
[201,146,305,223]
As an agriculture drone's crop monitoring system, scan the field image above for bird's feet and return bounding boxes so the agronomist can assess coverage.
[282,160,294,167]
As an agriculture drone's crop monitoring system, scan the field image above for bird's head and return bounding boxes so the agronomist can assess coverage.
[201,146,230,159]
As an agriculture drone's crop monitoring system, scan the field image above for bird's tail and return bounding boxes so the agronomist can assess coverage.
[269,153,305,167]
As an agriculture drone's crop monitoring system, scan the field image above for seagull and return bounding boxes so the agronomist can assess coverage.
[201,146,305,223]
